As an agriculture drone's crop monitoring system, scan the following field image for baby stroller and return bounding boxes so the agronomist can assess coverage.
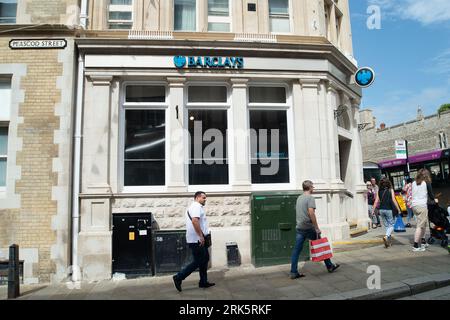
[426,203,450,248]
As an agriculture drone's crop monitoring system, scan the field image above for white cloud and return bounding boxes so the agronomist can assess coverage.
[368,0,450,25]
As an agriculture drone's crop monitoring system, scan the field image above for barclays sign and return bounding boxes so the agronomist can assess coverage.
[174,56,244,69]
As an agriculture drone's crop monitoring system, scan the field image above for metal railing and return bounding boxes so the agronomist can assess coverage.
[234,33,277,43]
[128,30,174,40]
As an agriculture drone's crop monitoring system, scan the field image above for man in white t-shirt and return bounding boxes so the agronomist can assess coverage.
[173,191,214,292]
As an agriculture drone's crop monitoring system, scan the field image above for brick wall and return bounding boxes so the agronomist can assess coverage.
[0,37,69,283]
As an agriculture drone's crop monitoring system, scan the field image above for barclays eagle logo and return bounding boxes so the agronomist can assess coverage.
[355,67,375,88]
[174,56,187,68]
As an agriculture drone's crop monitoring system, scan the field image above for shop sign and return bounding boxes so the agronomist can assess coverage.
[174,55,244,69]
[9,39,67,49]
[355,67,375,88]
[395,140,407,160]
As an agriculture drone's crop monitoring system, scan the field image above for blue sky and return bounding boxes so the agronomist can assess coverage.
[349,0,450,126]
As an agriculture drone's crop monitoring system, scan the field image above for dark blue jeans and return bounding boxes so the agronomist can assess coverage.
[290,228,333,275]
[176,243,209,285]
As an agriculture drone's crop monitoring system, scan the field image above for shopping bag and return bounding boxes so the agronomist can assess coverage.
[310,237,333,262]
[394,214,406,232]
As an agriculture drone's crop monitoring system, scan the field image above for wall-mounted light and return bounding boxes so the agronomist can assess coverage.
[334,105,348,119]
[358,123,370,131]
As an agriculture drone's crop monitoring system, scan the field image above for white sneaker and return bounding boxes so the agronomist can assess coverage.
[412,246,425,252]
[421,243,429,249]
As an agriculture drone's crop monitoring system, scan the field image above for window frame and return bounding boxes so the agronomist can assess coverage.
[185,82,232,192]
[207,0,232,32]
[268,0,292,35]
[174,0,199,32]
[0,0,17,24]
[119,82,169,193]
[108,0,134,30]
[0,124,8,191]
[247,83,295,190]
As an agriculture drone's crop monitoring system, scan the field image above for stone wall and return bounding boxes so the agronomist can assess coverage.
[360,109,450,163]
[112,196,251,230]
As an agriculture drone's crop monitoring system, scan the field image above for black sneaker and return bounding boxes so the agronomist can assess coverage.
[327,264,340,273]
[290,273,306,279]
[199,282,215,288]
[173,275,182,292]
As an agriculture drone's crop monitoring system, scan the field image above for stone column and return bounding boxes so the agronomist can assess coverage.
[167,77,188,193]
[78,75,113,281]
[292,80,306,188]
[351,98,370,229]
[230,78,251,191]
[82,75,113,194]
[299,78,325,187]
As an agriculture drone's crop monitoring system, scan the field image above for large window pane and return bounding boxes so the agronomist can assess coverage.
[126,86,166,103]
[208,22,230,32]
[249,87,286,104]
[0,127,7,155]
[174,0,196,31]
[0,127,7,187]
[269,0,289,33]
[208,0,228,16]
[0,79,11,120]
[0,158,6,187]
[250,110,289,184]
[111,0,132,4]
[189,110,228,185]
[269,0,288,14]
[188,86,227,103]
[0,0,17,23]
[270,17,290,33]
[125,110,165,186]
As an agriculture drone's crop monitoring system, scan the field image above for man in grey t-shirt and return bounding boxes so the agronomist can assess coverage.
[290,180,340,279]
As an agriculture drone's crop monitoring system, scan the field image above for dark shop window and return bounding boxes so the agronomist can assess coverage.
[188,109,228,185]
[126,86,166,103]
[124,110,166,186]
[250,110,289,184]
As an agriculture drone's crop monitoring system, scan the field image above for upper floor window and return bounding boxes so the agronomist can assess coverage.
[0,0,17,24]
[0,79,11,188]
[269,0,290,33]
[174,0,196,31]
[208,0,230,32]
[108,0,133,30]
[439,132,448,150]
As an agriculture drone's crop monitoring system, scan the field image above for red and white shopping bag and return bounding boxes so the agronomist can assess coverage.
[310,237,333,262]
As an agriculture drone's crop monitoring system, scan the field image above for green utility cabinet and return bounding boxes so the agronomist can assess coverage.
[251,192,309,267]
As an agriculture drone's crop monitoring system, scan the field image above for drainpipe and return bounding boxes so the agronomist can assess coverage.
[71,52,84,282]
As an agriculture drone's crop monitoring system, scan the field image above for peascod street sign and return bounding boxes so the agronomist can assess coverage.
[9,39,67,50]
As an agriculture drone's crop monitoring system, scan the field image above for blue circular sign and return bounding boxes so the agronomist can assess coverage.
[355,67,375,88]
[174,55,187,68]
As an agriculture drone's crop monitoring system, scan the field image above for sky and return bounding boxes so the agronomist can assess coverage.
[349,0,450,126]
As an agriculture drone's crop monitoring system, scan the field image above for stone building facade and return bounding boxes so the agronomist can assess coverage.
[0,1,78,283]
[360,108,450,164]
[1,0,367,283]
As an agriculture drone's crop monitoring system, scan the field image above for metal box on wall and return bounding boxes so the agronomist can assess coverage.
[112,213,154,278]
[251,191,310,267]
[153,230,192,274]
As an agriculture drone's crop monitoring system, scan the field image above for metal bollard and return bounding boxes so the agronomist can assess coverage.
[8,244,20,299]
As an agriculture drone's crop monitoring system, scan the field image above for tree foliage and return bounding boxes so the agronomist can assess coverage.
[438,103,450,113]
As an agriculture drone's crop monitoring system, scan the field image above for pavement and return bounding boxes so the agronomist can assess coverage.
[1,224,449,300]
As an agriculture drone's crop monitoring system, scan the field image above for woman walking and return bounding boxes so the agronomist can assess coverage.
[373,177,401,248]
[411,169,436,252]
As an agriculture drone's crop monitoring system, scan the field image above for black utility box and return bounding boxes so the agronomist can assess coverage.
[112,213,154,278]
[153,230,192,274]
